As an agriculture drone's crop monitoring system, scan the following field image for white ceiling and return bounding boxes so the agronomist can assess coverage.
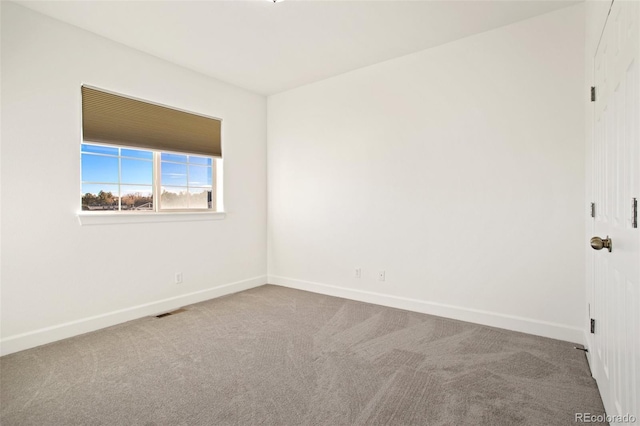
[18,0,580,95]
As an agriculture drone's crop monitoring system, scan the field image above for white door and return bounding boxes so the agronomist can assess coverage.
[590,0,640,422]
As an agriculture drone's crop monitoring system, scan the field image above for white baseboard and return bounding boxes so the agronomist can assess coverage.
[0,275,267,356]
[269,275,585,344]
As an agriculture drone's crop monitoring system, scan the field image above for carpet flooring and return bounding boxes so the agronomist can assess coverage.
[1,285,606,425]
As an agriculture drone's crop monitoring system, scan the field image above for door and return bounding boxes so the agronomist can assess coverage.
[590,0,639,422]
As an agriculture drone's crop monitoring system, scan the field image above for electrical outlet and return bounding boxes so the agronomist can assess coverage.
[355,268,361,278]
[378,271,385,281]
[175,272,183,284]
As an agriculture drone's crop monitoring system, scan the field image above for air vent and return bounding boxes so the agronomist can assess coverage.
[155,308,187,318]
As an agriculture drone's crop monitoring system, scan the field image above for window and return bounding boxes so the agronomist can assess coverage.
[80,85,223,216]
[160,152,214,210]
[81,143,219,212]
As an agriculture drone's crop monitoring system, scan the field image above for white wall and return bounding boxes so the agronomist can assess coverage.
[0,2,267,355]
[268,5,586,342]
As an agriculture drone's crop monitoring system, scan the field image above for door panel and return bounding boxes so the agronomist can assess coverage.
[590,0,639,422]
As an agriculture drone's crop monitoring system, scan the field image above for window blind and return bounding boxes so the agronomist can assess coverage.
[81,86,221,157]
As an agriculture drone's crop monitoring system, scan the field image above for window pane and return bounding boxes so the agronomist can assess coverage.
[121,185,153,211]
[121,148,153,160]
[161,153,187,163]
[82,153,119,183]
[121,158,153,185]
[161,162,188,186]
[189,155,212,166]
[188,165,212,187]
[81,144,118,156]
[161,187,188,209]
[81,184,119,211]
[189,188,210,209]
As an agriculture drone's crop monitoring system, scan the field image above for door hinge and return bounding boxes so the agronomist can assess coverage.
[591,202,596,218]
[590,86,596,102]
[590,318,596,334]
[633,198,637,228]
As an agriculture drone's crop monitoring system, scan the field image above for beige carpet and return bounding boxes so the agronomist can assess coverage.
[1,285,606,425]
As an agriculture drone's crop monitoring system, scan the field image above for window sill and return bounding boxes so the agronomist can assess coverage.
[77,211,226,226]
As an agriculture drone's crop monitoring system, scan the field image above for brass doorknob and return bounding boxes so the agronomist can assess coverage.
[590,236,612,252]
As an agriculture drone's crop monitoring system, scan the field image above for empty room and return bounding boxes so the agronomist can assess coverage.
[1,0,638,425]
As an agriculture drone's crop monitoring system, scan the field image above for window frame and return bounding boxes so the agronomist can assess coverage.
[79,142,224,221]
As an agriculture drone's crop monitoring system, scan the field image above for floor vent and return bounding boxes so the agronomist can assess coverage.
[155,308,187,318]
